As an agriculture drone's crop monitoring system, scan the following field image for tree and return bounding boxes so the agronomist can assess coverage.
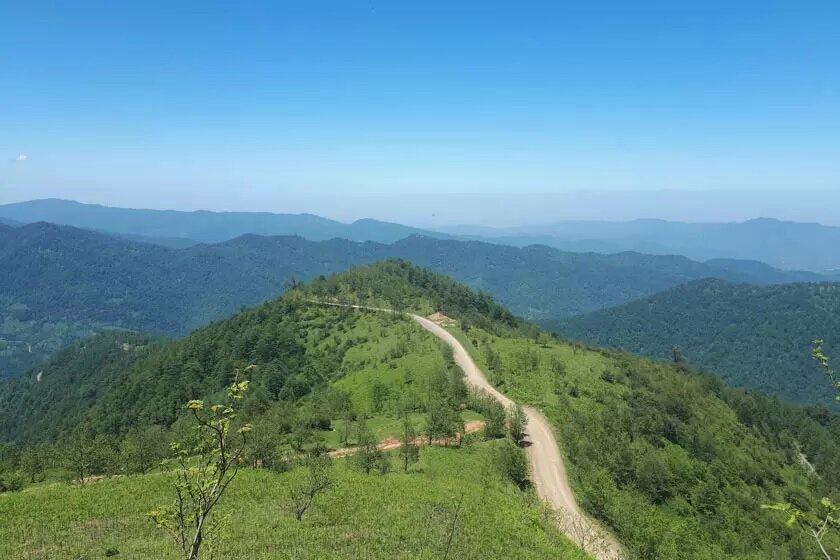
[121,425,168,474]
[19,445,45,483]
[287,449,332,523]
[62,425,99,485]
[813,338,840,402]
[355,416,384,475]
[481,398,506,440]
[426,397,462,446]
[371,381,389,413]
[398,413,420,473]
[497,439,529,489]
[508,404,526,446]
[149,370,252,560]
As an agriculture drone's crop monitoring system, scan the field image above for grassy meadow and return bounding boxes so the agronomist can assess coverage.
[0,443,585,560]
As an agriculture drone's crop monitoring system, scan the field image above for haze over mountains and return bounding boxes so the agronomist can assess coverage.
[0,199,443,246]
[4,199,840,272]
[444,218,840,272]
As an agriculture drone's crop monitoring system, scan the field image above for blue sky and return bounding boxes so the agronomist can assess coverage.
[2,1,839,224]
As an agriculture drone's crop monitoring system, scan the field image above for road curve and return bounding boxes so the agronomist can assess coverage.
[313,301,622,559]
[411,314,622,560]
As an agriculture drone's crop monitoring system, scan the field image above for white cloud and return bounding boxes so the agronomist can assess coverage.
[14,154,28,162]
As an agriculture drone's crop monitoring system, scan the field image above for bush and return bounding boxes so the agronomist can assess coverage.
[0,470,26,493]
[497,439,529,489]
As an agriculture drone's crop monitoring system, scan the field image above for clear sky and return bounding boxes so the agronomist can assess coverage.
[2,1,839,225]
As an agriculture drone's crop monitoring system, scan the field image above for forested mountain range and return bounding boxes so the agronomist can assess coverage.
[2,261,838,558]
[556,279,840,409]
[0,221,825,379]
[0,198,443,245]
[444,217,840,272]
[6,200,840,273]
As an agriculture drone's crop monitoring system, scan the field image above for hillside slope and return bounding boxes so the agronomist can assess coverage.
[0,222,821,378]
[2,261,839,559]
[555,279,840,408]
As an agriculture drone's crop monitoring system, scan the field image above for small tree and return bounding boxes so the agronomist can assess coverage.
[398,413,420,473]
[508,404,526,445]
[497,439,529,489]
[426,397,462,446]
[149,370,252,560]
[482,398,507,440]
[63,425,99,485]
[355,416,384,475]
[19,445,45,483]
[288,449,332,523]
[121,425,167,474]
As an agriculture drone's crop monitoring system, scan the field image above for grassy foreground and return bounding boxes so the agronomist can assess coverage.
[0,443,585,560]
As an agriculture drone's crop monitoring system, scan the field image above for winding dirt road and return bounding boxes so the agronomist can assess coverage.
[314,301,622,559]
[411,314,622,560]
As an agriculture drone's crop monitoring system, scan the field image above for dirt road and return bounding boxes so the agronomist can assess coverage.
[412,313,622,560]
[313,301,622,559]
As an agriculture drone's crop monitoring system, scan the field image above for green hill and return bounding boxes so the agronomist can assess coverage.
[555,279,840,408]
[1,262,838,559]
[0,261,583,559]
[0,222,820,379]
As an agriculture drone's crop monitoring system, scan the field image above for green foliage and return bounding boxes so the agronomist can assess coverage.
[558,278,840,408]
[149,373,252,560]
[4,220,819,379]
[496,438,529,490]
[452,326,840,559]
[398,413,420,473]
[507,404,526,445]
[354,416,386,475]
[0,332,161,442]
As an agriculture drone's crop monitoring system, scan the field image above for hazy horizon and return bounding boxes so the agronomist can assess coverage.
[2,190,840,229]
[4,3,839,227]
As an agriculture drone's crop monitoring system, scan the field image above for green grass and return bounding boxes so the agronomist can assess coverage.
[0,443,585,560]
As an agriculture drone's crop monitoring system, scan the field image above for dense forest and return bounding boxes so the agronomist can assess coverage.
[2,261,838,559]
[556,278,840,408]
[0,221,823,379]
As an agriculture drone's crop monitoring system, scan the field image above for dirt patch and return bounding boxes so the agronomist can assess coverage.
[427,312,457,326]
[328,420,485,458]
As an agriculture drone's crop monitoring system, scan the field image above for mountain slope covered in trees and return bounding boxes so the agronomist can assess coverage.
[0,222,822,379]
[555,279,840,408]
[0,261,584,559]
[2,262,837,559]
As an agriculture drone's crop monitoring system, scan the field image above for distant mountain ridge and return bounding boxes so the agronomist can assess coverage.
[6,200,840,272]
[444,217,840,272]
[0,198,445,244]
[556,278,840,408]
[0,221,831,380]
